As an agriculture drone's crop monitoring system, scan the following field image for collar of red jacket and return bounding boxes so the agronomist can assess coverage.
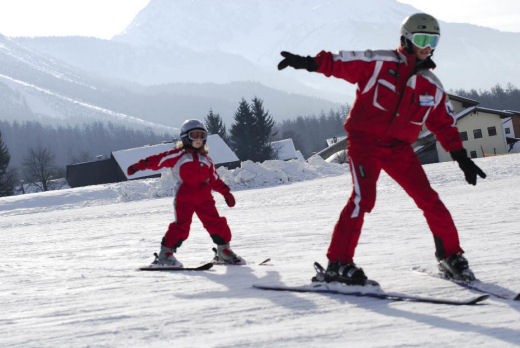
[397,46,436,71]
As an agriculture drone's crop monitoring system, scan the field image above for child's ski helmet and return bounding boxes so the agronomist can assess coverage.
[180,119,208,147]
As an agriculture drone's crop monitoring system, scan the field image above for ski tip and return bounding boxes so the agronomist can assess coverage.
[314,261,325,273]
[473,294,490,304]
[514,293,520,301]
[258,258,271,265]
[199,262,214,270]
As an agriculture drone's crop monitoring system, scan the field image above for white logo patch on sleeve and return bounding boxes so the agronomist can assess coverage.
[419,94,435,106]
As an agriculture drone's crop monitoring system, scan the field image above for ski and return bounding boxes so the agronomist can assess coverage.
[413,266,520,301]
[252,283,489,305]
[211,258,271,266]
[139,262,213,271]
[258,258,271,265]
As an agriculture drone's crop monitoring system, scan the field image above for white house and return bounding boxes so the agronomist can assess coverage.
[415,94,520,163]
[436,106,510,161]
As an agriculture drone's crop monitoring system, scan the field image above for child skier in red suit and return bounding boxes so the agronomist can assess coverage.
[127,119,243,266]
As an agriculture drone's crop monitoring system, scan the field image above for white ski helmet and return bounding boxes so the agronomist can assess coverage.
[179,119,208,147]
[400,13,440,53]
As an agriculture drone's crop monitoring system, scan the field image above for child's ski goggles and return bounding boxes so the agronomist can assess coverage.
[410,33,439,49]
[188,130,207,140]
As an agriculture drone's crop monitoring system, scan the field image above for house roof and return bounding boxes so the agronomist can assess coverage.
[447,94,479,107]
[271,139,298,160]
[503,110,520,116]
[455,106,519,122]
[418,105,515,141]
[113,134,239,180]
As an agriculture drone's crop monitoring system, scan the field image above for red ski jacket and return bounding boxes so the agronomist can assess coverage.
[315,47,463,152]
[132,147,230,199]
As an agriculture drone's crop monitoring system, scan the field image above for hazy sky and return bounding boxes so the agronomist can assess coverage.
[0,0,150,39]
[398,0,520,33]
[0,0,518,39]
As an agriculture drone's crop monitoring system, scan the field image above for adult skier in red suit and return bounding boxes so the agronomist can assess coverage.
[278,13,485,284]
[127,119,243,266]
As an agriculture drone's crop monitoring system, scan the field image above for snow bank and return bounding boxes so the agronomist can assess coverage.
[120,156,346,201]
[0,157,347,212]
[218,156,346,189]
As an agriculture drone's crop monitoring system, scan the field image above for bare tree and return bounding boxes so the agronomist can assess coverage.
[22,147,59,192]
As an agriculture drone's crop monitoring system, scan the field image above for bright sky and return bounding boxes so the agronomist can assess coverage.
[0,0,150,39]
[0,0,518,39]
[398,0,520,33]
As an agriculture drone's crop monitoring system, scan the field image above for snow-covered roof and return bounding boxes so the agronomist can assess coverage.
[447,93,479,106]
[271,139,298,160]
[456,106,517,122]
[113,134,239,180]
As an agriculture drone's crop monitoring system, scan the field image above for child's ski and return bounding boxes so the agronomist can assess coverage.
[139,262,213,271]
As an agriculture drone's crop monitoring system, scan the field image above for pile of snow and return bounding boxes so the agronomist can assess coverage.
[0,157,347,212]
[218,156,346,189]
[120,156,346,201]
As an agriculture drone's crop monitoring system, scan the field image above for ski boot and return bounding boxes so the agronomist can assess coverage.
[152,245,183,268]
[312,261,372,286]
[212,243,245,265]
[437,253,475,282]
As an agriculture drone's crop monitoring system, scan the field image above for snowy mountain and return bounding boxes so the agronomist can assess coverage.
[17,0,520,103]
[115,0,520,93]
[1,34,340,129]
[1,153,519,346]
[0,34,176,133]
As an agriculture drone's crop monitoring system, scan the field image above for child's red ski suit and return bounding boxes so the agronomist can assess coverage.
[132,147,232,248]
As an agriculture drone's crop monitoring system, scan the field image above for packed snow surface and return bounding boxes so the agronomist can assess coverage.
[1,154,520,347]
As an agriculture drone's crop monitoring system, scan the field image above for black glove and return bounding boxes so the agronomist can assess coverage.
[450,149,486,185]
[277,51,318,71]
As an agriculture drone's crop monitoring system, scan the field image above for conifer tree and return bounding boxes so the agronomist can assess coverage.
[250,97,275,162]
[230,97,276,162]
[0,130,14,196]
[229,98,255,161]
[204,109,228,143]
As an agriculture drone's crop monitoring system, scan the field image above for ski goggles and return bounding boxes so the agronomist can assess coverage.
[188,130,207,140]
[410,33,440,49]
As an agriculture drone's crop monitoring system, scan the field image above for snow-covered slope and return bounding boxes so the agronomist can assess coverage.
[1,154,519,347]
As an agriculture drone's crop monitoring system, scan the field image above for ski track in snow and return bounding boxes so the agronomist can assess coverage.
[1,154,520,347]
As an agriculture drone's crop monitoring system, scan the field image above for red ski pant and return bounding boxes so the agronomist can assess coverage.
[327,142,463,264]
[163,195,231,249]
